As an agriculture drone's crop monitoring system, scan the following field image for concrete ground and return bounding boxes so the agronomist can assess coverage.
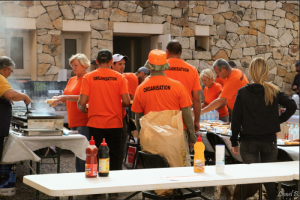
[0,149,216,200]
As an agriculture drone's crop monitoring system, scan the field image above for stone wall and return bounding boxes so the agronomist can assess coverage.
[0,1,299,95]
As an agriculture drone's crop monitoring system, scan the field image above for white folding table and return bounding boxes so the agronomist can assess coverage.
[24,163,294,199]
[1,131,89,163]
[250,161,299,195]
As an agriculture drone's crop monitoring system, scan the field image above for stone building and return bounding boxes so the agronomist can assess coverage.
[0,1,298,95]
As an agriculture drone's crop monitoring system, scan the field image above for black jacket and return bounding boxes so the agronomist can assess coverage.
[292,73,300,96]
[230,84,297,147]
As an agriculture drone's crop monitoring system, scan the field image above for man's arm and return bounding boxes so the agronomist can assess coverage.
[130,94,134,100]
[292,75,298,91]
[201,97,227,114]
[135,112,144,134]
[191,90,201,132]
[181,106,196,143]
[77,94,89,113]
[3,89,31,105]
[121,93,130,107]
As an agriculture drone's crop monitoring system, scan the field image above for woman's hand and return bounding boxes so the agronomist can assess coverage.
[231,146,239,155]
[52,95,67,103]
[51,95,67,107]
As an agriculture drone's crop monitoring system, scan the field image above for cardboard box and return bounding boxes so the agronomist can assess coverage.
[278,122,299,139]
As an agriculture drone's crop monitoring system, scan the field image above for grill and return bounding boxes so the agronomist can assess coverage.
[11,112,64,136]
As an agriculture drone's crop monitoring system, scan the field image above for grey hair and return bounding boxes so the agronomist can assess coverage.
[213,59,230,71]
[0,56,15,70]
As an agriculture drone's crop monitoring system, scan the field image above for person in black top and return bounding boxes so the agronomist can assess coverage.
[230,57,297,200]
[228,60,237,68]
[292,61,300,96]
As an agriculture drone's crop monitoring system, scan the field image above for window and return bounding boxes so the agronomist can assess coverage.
[61,33,82,78]
[195,36,209,51]
[5,29,30,77]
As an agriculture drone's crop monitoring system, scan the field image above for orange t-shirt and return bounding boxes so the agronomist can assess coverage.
[204,82,228,118]
[165,58,202,100]
[122,73,138,118]
[215,76,226,86]
[63,76,88,128]
[132,76,192,115]
[81,68,128,129]
[220,69,249,111]
[123,73,138,96]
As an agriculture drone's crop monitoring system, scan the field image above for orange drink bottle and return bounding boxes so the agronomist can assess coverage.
[194,134,205,173]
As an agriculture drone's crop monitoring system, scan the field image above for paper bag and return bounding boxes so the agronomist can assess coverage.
[140,110,186,167]
[140,110,186,196]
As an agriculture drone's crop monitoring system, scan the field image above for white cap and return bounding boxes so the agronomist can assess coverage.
[112,54,129,63]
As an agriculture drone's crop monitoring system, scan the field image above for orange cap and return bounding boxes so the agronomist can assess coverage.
[148,49,167,65]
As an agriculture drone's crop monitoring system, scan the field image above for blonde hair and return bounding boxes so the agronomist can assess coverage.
[69,53,90,69]
[249,57,279,106]
[200,69,215,81]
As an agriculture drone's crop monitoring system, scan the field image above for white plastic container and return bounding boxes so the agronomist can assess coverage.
[215,145,225,174]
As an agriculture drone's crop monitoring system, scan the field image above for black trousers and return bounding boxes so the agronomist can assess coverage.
[0,136,4,161]
[240,140,278,200]
[89,127,123,171]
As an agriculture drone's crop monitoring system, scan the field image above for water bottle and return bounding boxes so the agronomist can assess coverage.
[216,110,219,120]
[288,124,294,140]
[293,124,299,140]
[212,110,216,121]
[213,110,217,121]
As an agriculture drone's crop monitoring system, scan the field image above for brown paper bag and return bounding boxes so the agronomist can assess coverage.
[140,110,186,196]
[140,110,186,167]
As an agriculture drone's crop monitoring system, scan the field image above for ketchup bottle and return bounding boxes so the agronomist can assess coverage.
[85,136,98,178]
[98,138,110,177]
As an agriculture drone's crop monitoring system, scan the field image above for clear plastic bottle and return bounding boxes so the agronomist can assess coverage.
[209,111,212,121]
[288,124,294,140]
[203,113,207,121]
[216,110,219,120]
[293,124,299,140]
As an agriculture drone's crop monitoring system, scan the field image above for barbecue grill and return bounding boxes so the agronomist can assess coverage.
[11,112,64,136]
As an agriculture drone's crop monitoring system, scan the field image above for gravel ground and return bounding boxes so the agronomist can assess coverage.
[0,149,216,200]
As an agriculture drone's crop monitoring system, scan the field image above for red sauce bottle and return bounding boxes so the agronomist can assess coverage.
[85,136,98,178]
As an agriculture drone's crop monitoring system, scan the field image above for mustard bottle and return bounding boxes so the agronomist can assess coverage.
[194,134,205,173]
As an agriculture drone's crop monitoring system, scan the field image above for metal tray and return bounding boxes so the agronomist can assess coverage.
[22,129,63,136]
[13,112,64,121]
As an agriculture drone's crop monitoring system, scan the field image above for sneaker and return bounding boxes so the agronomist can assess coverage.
[108,193,118,199]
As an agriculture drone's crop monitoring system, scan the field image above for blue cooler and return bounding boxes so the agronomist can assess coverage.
[0,162,16,196]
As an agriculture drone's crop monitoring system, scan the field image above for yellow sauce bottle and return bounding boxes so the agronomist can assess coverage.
[194,134,205,173]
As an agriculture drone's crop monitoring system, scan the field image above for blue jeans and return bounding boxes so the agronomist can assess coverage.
[240,140,278,200]
[71,126,89,172]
